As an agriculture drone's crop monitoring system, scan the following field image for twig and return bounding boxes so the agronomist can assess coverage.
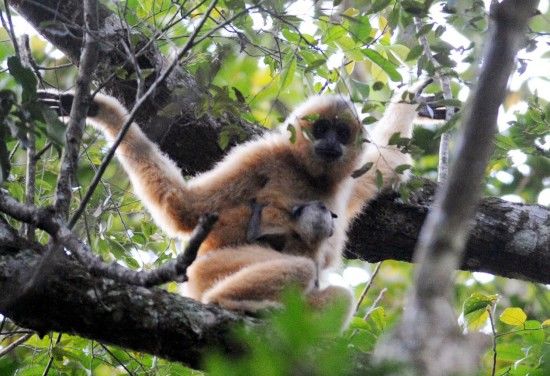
[42,333,62,376]
[98,343,136,376]
[0,1,20,58]
[68,0,221,228]
[0,332,33,357]
[37,62,74,71]
[0,190,218,286]
[488,307,498,376]
[414,17,455,183]
[33,143,53,162]
[18,36,37,241]
[54,0,99,219]
[354,262,383,313]
[363,288,387,322]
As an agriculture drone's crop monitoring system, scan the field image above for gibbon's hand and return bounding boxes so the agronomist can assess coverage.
[37,91,99,117]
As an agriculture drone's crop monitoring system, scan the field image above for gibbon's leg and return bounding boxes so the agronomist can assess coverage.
[196,250,319,312]
[348,100,417,216]
[185,245,288,300]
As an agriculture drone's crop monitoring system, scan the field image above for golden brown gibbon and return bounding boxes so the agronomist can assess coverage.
[40,90,417,315]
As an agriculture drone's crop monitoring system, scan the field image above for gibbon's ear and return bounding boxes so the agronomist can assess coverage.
[37,91,100,117]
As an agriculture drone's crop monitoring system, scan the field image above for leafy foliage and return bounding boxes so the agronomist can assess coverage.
[0,0,549,375]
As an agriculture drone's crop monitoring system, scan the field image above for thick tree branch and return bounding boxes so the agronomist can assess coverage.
[346,180,550,284]
[0,247,256,368]
[2,0,549,370]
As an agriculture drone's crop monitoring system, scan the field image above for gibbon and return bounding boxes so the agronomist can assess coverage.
[39,88,418,316]
[247,199,337,257]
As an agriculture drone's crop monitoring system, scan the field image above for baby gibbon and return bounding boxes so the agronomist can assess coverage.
[40,89,418,317]
[247,199,337,258]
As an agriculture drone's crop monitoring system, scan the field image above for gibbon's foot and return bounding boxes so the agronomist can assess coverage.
[37,90,99,117]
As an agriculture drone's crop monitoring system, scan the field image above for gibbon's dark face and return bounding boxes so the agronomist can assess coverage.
[311,118,352,161]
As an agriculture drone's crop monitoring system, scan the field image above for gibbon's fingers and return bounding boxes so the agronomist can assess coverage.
[201,255,317,312]
[37,91,99,117]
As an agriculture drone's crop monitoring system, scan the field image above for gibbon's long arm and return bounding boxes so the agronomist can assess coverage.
[40,92,270,238]
[348,100,416,217]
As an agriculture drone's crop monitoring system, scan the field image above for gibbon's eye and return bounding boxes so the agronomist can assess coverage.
[312,119,330,139]
[334,121,351,144]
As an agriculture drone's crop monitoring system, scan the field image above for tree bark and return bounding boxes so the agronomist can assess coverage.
[0,220,255,368]
[346,180,550,284]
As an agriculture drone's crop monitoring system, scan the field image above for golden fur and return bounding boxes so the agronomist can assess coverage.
[79,92,417,321]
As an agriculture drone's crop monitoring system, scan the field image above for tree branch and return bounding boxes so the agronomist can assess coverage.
[0,247,256,368]
[375,1,539,375]
[414,17,454,183]
[0,191,216,287]
[346,180,550,284]
[54,0,99,219]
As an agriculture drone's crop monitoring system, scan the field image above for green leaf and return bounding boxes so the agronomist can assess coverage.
[41,107,66,146]
[402,0,428,16]
[500,307,527,326]
[323,24,347,44]
[433,112,460,139]
[495,343,525,362]
[416,23,433,36]
[375,169,383,189]
[406,45,424,61]
[305,59,327,73]
[348,15,371,42]
[280,57,296,91]
[363,49,402,82]
[352,162,373,178]
[394,164,412,174]
[232,87,246,103]
[522,320,544,345]
[352,79,370,97]
[7,56,37,103]
[462,293,497,316]
[368,0,392,14]
[218,130,231,150]
[287,124,297,144]
[460,293,497,330]
[372,81,385,91]
[362,116,378,125]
